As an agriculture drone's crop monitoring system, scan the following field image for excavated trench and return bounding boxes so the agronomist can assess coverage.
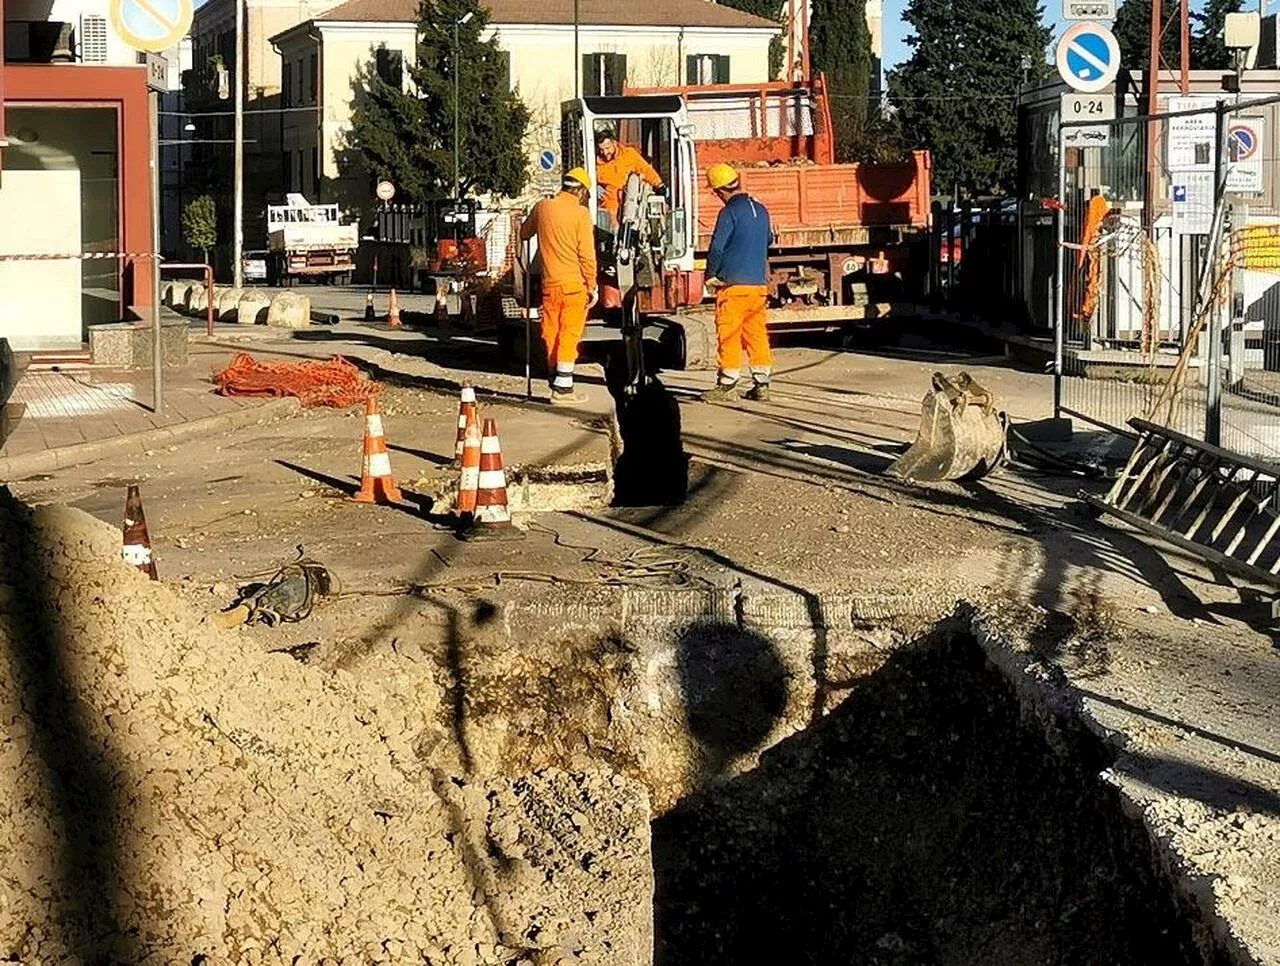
[418,599,1227,966]
[650,626,1213,965]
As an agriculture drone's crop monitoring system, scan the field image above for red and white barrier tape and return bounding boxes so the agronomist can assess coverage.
[0,251,158,262]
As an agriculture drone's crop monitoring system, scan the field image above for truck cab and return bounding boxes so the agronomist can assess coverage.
[560,95,699,288]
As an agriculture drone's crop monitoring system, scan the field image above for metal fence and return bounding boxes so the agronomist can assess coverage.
[1051,94,1280,462]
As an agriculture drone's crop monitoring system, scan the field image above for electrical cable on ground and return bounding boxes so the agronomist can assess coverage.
[1005,424,1109,480]
[334,519,711,599]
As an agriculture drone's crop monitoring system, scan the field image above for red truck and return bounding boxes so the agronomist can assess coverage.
[514,75,932,372]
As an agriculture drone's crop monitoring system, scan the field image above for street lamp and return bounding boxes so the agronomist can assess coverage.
[454,10,474,204]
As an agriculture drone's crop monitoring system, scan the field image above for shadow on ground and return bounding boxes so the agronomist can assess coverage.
[653,627,1218,966]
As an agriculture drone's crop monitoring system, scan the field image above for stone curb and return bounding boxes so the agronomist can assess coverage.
[0,396,300,482]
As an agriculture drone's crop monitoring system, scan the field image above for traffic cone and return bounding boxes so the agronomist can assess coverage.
[454,384,477,466]
[353,395,403,504]
[122,484,158,580]
[364,292,375,321]
[460,417,522,541]
[386,288,401,328]
[455,408,481,520]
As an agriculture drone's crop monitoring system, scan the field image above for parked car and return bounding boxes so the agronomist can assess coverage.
[242,250,269,284]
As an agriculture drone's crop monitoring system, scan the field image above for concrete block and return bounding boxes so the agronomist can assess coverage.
[170,282,194,310]
[237,290,271,326]
[215,287,245,322]
[186,284,210,315]
[88,321,189,369]
[267,291,312,329]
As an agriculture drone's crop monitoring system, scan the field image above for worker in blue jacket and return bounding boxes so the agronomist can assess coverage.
[701,162,773,403]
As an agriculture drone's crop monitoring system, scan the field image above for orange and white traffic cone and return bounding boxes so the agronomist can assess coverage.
[353,395,403,504]
[454,384,477,466]
[455,407,481,520]
[386,288,401,328]
[122,484,158,580]
[460,417,522,540]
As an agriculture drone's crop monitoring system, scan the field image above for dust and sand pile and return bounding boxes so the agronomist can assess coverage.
[0,492,652,965]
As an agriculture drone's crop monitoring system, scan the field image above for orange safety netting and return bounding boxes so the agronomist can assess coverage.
[213,353,381,408]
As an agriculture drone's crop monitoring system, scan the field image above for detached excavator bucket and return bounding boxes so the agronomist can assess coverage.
[888,371,1007,482]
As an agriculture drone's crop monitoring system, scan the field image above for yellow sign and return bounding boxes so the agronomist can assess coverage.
[110,0,193,54]
[1234,225,1280,272]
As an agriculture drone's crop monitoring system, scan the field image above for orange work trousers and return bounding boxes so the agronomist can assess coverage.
[541,283,589,390]
[714,284,772,384]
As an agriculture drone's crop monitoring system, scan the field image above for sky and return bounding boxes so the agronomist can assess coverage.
[880,0,1248,75]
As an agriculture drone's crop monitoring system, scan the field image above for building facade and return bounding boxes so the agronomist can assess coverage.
[270,0,780,212]
[1,0,155,350]
[186,0,344,269]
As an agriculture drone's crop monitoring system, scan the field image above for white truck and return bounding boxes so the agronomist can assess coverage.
[266,194,359,286]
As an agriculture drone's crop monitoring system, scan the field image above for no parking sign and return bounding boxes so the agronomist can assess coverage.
[1227,116,1265,194]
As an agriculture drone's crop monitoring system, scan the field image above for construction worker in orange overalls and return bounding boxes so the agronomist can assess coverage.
[701,162,773,403]
[519,167,597,405]
[594,128,665,223]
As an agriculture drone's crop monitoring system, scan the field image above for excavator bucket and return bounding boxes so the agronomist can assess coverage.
[887,371,1007,482]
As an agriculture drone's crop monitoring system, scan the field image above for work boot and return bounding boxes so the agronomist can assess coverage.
[700,382,743,404]
[549,388,588,406]
[744,382,770,402]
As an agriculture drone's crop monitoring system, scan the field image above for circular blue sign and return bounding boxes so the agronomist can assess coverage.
[110,0,192,52]
[1229,126,1257,162]
[539,150,556,171]
[1065,32,1113,82]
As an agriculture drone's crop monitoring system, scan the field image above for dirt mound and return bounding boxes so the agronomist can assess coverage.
[0,490,651,965]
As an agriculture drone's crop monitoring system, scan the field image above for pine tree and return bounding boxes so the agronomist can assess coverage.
[1112,0,1180,69]
[1193,0,1243,70]
[346,0,530,202]
[889,0,1049,195]
[811,0,874,162]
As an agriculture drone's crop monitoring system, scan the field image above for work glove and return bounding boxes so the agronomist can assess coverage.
[654,184,668,197]
[587,289,599,309]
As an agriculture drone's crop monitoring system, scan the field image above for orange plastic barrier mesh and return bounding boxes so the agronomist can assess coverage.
[213,353,381,408]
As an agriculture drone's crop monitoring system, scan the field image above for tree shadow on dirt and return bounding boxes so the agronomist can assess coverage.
[0,487,144,961]
[653,628,1217,966]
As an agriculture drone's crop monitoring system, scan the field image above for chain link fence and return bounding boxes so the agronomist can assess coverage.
[1054,94,1280,462]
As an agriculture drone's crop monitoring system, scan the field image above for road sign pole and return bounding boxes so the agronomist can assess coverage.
[150,88,163,414]
[1054,128,1066,419]
[1206,103,1229,447]
[232,0,244,290]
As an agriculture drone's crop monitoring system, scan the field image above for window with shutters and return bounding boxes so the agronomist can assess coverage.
[309,52,318,102]
[282,62,293,107]
[375,48,403,89]
[79,13,108,63]
[686,54,730,85]
[582,53,627,96]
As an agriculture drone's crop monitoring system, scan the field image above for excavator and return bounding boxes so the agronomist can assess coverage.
[515,90,1004,483]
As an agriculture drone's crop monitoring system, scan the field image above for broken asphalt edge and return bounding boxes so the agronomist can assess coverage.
[0,397,300,483]
[493,580,1266,966]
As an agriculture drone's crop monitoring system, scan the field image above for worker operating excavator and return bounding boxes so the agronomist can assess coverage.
[594,128,665,223]
[519,167,598,405]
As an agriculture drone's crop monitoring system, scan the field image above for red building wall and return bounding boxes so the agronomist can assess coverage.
[2,64,154,313]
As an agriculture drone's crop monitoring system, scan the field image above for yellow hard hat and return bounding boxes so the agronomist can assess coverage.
[562,166,591,190]
[706,162,740,190]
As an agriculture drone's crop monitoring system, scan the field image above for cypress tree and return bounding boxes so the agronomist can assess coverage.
[810,0,874,162]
